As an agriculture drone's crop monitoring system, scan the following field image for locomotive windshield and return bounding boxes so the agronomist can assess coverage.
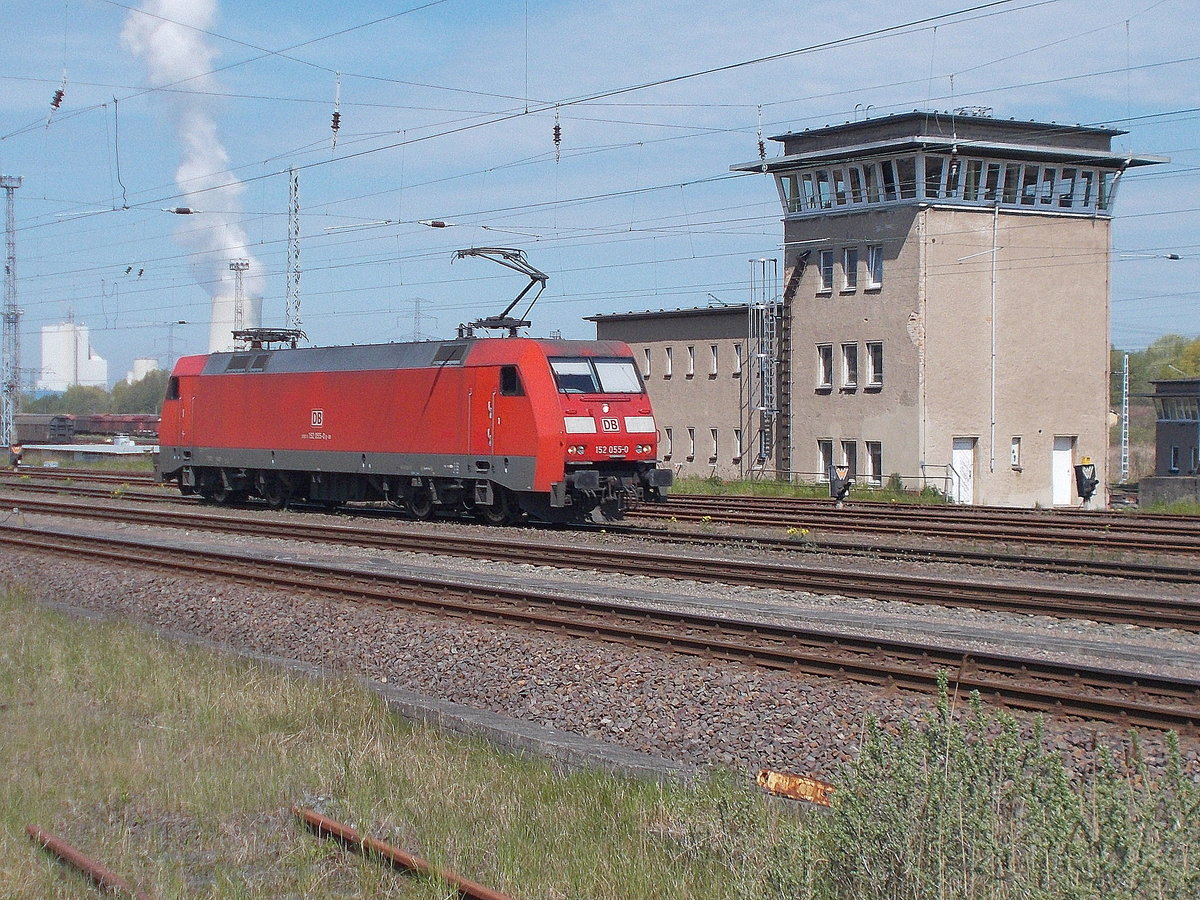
[550,357,642,394]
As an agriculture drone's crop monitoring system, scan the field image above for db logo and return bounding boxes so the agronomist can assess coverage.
[601,417,619,432]
[311,409,324,427]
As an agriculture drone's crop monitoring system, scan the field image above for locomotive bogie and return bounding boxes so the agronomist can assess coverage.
[156,337,672,524]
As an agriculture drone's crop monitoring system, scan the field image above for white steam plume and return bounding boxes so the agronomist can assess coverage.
[122,0,263,352]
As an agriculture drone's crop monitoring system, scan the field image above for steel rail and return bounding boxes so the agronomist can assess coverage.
[4,480,1199,586]
[26,825,153,900]
[610,523,1200,585]
[671,492,1200,531]
[8,470,1200,552]
[293,807,515,900]
[6,495,1199,631]
[1,524,1196,732]
[637,500,1200,553]
[10,470,1200,533]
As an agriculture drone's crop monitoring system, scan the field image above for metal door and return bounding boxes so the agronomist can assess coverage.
[1052,436,1075,505]
[951,437,975,504]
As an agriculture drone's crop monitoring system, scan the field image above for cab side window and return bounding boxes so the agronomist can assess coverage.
[167,376,181,400]
[500,365,524,397]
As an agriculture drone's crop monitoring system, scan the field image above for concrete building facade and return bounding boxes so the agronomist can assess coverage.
[587,305,752,480]
[1149,378,1200,476]
[729,110,1163,506]
[36,322,108,392]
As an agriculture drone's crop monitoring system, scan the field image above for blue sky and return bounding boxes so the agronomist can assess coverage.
[1,0,1196,385]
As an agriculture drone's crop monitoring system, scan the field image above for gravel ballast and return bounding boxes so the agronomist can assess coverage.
[2,507,1197,783]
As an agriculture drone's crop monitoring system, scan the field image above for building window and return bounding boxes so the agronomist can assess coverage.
[867,245,883,289]
[1170,446,1180,473]
[642,347,651,378]
[818,249,834,292]
[866,441,882,485]
[664,346,673,378]
[865,341,883,387]
[841,343,858,390]
[1011,436,1022,470]
[818,439,834,481]
[733,428,743,461]
[687,427,696,461]
[841,440,858,478]
[842,248,858,292]
[817,344,833,389]
[663,427,673,459]
[733,342,743,377]
[709,428,719,462]
[709,344,719,377]
[686,345,695,378]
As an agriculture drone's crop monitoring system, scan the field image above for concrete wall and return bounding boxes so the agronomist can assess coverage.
[920,208,1110,506]
[1139,476,1200,507]
[777,204,1110,505]
[593,309,749,479]
[783,208,921,483]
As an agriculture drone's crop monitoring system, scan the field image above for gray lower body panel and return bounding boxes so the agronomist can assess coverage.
[157,445,539,493]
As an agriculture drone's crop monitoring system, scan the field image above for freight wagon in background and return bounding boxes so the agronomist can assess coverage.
[155,336,673,525]
[13,413,75,444]
[73,413,160,438]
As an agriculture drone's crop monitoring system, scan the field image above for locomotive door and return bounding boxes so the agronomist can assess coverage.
[488,365,526,468]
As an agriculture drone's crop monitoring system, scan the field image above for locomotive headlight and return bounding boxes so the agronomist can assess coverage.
[567,444,586,455]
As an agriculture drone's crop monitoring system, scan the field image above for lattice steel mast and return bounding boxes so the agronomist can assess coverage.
[285,167,302,331]
[747,257,779,473]
[230,258,249,342]
[1,175,22,447]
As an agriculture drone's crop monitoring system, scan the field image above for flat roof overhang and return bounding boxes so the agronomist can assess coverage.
[732,136,1167,174]
[586,303,750,323]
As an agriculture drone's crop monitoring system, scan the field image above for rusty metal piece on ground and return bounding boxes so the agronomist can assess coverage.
[292,806,515,900]
[756,769,835,806]
[25,825,153,900]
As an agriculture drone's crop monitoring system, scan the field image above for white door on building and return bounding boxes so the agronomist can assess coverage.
[950,438,975,504]
[1052,436,1076,506]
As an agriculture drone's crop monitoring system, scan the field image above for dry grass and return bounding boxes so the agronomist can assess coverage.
[0,587,808,899]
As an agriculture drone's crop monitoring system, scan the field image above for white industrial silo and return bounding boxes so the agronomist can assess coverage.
[36,322,108,391]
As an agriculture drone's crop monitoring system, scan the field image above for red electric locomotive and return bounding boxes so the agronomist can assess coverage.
[155,335,673,524]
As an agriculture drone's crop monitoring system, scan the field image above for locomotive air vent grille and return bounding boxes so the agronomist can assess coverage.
[225,354,252,372]
[433,343,468,364]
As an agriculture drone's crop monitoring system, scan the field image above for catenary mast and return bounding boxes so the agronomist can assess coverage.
[1,175,22,447]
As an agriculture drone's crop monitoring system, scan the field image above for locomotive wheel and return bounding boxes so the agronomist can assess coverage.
[201,479,230,504]
[405,488,435,520]
[476,488,517,526]
[260,474,292,510]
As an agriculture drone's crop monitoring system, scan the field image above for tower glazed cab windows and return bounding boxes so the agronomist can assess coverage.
[779,154,1121,215]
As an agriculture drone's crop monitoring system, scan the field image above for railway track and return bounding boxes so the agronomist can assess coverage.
[5,495,1200,632]
[634,494,1200,554]
[10,468,1200,555]
[1,522,1195,732]
[5,470,1199,584]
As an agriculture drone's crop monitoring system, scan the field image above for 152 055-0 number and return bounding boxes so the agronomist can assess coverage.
[594,445,630,455]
